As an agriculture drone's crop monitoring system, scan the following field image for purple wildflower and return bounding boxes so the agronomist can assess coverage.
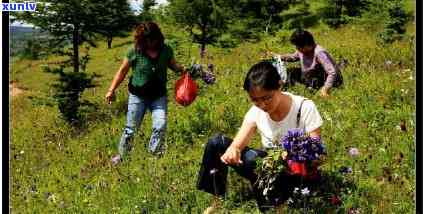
[201,71,216,84]
[339,166,353,174]
[280,129,325,162]
[349,148,359,157]
[111,155,122,165]
[189,63,216,84]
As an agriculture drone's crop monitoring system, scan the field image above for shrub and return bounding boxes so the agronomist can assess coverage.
[41,65,97,126]
[377,0,408,44]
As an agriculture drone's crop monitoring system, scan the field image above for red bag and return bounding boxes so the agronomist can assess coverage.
[288,160,308,177]
[287,160,319,179]
[175,72,198,106]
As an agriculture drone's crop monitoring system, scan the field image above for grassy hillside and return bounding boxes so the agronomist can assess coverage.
[10,14,416,214]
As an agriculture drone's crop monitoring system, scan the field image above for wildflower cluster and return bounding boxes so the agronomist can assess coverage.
[286,187,313,209]
[201,69,216,84]
[256,129,326,203]
[189,63,216,85]
[280,129,325,162]
[255,149,288,199]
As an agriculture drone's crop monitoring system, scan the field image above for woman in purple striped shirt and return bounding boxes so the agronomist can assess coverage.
[276,29,343,97]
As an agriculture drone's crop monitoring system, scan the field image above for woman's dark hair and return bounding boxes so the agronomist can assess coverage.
[243,61,281,92]
[289,29,315,48]
[134,21,164,53]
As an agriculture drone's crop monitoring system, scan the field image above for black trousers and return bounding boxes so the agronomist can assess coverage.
[196,134,310,212]
[287,67,343,89]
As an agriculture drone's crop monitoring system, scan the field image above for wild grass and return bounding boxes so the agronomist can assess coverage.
[10,17,415,213]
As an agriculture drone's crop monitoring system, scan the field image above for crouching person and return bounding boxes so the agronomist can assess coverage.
[197,61,324,213]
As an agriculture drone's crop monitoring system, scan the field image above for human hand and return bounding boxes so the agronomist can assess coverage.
[220,146,243,165]
[105,90,115,104]
[265,51,279,58]
[280,151,288,160]
[319,87,330,97]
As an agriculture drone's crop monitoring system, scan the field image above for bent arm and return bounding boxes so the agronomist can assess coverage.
[280,51,300,62]
[231,120,257,151]
[220,120,257,165]
[168,58,185,74]
[108,59,130,92]
[308,127,321,138]
[317,51,338,90]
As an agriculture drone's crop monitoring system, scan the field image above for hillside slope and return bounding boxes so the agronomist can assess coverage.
[10,19,416,213]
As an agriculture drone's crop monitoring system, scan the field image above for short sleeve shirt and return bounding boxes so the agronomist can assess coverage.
[126,44,175,88]
[244,92,323,149]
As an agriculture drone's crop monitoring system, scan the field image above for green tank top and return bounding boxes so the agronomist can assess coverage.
[125,44,174,99]
[126,43,174,88]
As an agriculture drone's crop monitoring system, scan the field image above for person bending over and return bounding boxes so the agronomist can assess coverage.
[197,61,324,213]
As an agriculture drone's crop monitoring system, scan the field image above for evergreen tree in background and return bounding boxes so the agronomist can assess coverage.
[168,0,295,52]
[169,0,230,59]
[21,39,42,60]
[13,0,113,125]
[95,0,137,49]
[343,0,369,17]
[378,0,408,44]
[143,0,157,11]
[227,0,292,35]
[321,0,370,28]
[139,0,157,21]
[321,0,346,28]
[282,0,319,30]
[15,0,101,72]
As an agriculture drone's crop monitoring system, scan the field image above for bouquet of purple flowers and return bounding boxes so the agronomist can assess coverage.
[280,129,325,177]
[189,63,216,85]
[280,129,325,162]
[256,129,326,201]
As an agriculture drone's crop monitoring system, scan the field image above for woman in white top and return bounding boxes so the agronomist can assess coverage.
[197,61,324,213]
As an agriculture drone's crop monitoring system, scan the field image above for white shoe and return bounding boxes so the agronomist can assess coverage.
[203,196,222,214]
[203,206,218,214]
[111,155,122,166]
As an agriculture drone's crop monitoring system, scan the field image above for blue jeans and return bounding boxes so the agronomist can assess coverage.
[119,92,167,157]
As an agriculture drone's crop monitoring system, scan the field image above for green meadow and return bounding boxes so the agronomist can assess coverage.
[10,4,415,213]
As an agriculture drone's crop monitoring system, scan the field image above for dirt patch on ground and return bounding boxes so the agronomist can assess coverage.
[9,81,25,97]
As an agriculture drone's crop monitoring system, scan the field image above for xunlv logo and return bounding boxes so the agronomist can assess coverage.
[2,2,37,11]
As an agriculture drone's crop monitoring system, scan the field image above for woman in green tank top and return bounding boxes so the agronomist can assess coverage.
[105,21,186,164]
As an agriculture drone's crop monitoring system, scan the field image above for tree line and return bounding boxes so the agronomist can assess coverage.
[12,0,412,125]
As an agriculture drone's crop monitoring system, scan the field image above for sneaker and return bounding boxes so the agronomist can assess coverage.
[150,143,166,158]
[111,154,122,166]
[203,196,222,214]
[203,206,217,214]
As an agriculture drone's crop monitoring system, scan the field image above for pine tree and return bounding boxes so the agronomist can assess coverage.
[13,0,112,124]
[321,0,370,28]
[139,0,157,21]
[15,0,99,72]
[95,0,137,49]
[378,0,408,44]
[143,0,157,12]
[169,0,229,59]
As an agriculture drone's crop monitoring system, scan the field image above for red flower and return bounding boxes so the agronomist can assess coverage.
[330,195,342,206]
